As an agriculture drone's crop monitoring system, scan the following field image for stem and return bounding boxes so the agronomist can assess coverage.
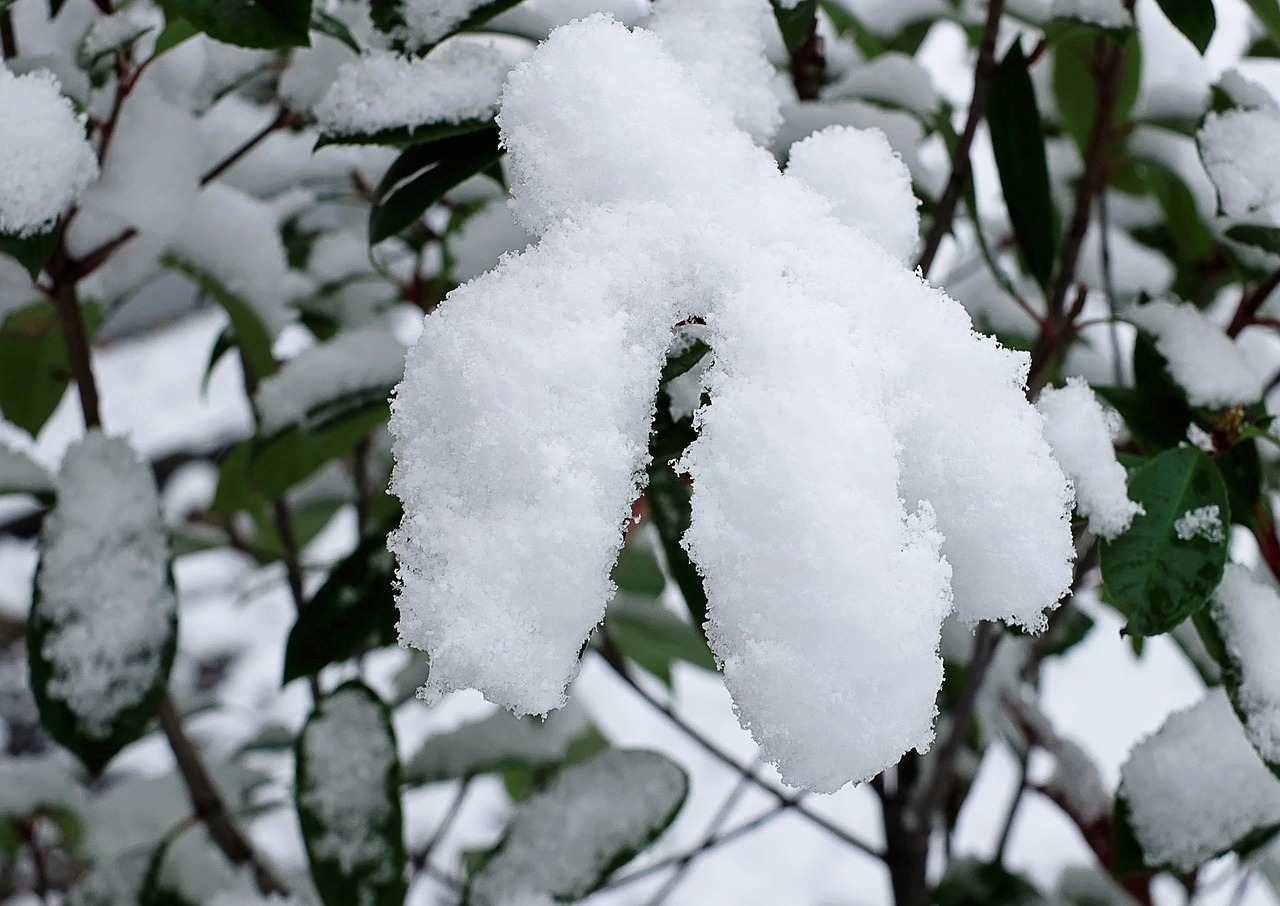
[915,0,1006,278]
[411,778,471,871]
[1,10,17,59]
[1227,267,1280,337]
[47,262,102,430]
[993,746,1030,862]
[201,110,294,187]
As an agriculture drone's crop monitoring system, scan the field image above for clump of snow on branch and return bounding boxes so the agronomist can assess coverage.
[1048,0,1132,29]
[255,327,406,435]
[1119,690,1280,871]
[315,42,511,138]
[1198,107,1280,218]
[784,125,919,264]
[0,66,99,237]
[396,0,497,49]
[1036,378,1142,540]
[35,432,176,740]
[391,11,1073,791]
[1212,565,1280,765]
[1173,505,1224,543]
[1129,300,1264,408]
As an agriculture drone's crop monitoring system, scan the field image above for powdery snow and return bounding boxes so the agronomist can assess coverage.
[0,66,98,238]
[1198,107,1280,218]
[1119,690,1280,871]
[1036,378,1142,540]
[1048,0,1132,28]
[1212,565,1280,765]
[35,432,177,740]
[1173,505,1225,543]
[314,43,510,138]
[396,0,495,49]
[1129,300,1265,408]
[391,15,1074,791]
[255,327,406,435]
[784,125,919,264]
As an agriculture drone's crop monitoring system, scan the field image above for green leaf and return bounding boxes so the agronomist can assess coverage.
[771,0,818,53]
[310,7,360,52]
[296,682,406,906]
[28,433,178,775]
[465,749,688,905]
[0,444,54,500]
[151,16,199,56]
[404,701,599,786]
[988,40,1057,289]
[0,299,102,439]
[247,396,389,498]
[1092,333,1192,454]
[1109,794,1146,878]
[645,463,707,628]
[370,128,504,243]
[1155,0,1216,52]
[611,542,665,597]
[935,858,1048,906]
[1243,0,1280,53]
[1099,446,1230,637]
[165,256,277,381]
[282,529,397,684]
[604,594,716,686]
[157,0,313,49]
[1226,223,1280,255]
[0,224,59,280]
[1052,29,1142,152]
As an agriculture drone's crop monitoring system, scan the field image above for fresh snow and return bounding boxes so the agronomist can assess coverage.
[1119,690,1280,871]
[1212,565,1280,765]
[1198,107,1280,218]
[315,43,511,138]
[1173,505,1224,543]
[1036,378,1142,540]
[784,125,919,264]
[1048,0,1132,28]
[1129,300,1265,408]
[35,432,176,739]
[255,327,406,435]
[392,15,1073,791]
[0,65,99,238]
[396,0,496,49]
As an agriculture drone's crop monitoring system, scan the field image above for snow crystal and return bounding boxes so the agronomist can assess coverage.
[467,749,686,906]
[1174,505,1225,543]
[35,432,176,740]
[255,327,406,435]
[1198,108,1280,219]
[298,686,398,883]
[644,0,782,143]
[314,42,510,138]
[1212,565,1280,765]
[392,15,1073,789]
[1036,378,1142,540]
[785,125,919,264]
[1049,0,1132,28]
[396,0,496,49]
[1119,690,1280,871]
[0,66,98,238]
[1129,300,1265,408]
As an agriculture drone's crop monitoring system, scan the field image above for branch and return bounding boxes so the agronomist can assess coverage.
[915,0,1006,278]
[202,110,295,187]
[1,10,17,59]
[1227,267,1280,337]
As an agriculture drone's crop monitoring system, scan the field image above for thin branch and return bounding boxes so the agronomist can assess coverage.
[915,0,1006,278]
[201,109,295,187]
[1228,267,1280,337]
[1096,189,1124,385]
[1,10,17,59]
[993,745,1030,862]
[46,262,103,430]
[72,227,138,281]
[411,778,472,872]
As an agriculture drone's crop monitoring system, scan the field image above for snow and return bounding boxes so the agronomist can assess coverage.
[1119,689,1280,872]
[34,432,176,740]
[1173,505,1225,543]
[392,15,1074,792]
[0,443,54,496]
[784,125,920,265]
[1198,107,1280,219]
[314,42,511,139]
[396,0,496,50]
[255,327,406,435]
[298,685,399,883]
[1212,565,1280,765]
[0,753,80,816]
[1048,0,1132,29]
[1128,300,1265,408]
[0,65,99,238]
[467,749,687,905]
[827,52,939,115]
[79,9,152,67]
[1035,378,1142,540]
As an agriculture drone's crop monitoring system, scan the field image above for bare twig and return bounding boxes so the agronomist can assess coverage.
[201,109,295,187]
[1228,267,1280,337]
[915,0,1006,277]
[993,745,1030,862]
[411,778,472,872]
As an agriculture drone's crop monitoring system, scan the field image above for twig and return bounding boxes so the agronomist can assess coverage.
[46,262,103,430]
[1,10,17,59]
[411,778,472,871]
[1227,267,1280,337]
[201,110,295,187]
[993,745,1030,862]
[915,0,1006,278]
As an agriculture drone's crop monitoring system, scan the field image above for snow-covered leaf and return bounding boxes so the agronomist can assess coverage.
[1100,446,1229,636]
[166,256,278,382]
[1128,301,1264,409]
[311,7,361,53]
[1092,332,1193,455]
[296,681,406,906]
[374,0,524,52]
[465,749,688,905]
[934,858,1046,906]
[29,432,179,774]
[0,443,54,499]
[157,0,314,49]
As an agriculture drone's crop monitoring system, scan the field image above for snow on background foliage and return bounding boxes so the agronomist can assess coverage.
[390,12,1074,792]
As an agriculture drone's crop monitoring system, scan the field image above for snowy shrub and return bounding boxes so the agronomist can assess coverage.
[2,0,1280,903]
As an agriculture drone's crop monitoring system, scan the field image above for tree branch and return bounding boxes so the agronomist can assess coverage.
[201,109,295,187]
[915,0,1006,278]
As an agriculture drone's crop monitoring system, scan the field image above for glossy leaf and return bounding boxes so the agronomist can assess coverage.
[1156,0,1217,52]
[771,0,818,53]
[165,256,277,381]
[1243,0,1280,52]
[158,0,313,49]
[1099,446,1230,637]
[0,299,102,437]
[0,224,58,280]
[1226,223,1280,256]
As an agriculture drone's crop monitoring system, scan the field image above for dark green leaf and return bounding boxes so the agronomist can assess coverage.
[296,682,406,906]
[370,128,504,243]
[611,543,665,597]
[1155,0,1216,52]
[201,326,236,395]
[645,464,707,628]
[1052,30,1142,152]
[282,530,397,683]
[604,594,716,686]
[1243,0,1280,52]
[311,7,360,52]
[465,749,688,904]
[157,0,313,49]
[247,396,389,497]
[989,40,1057,289]
[0,224,59,280]
[166,256,277,382]
[1110,794,1146,877]
[1100,446,1230,636]
[0,299,102,437]
[1226,223,1280,255]
[771,0,818,53]
[1217,439,1262,527]
[152,15,199,56]
[935,859,1047,906]
[1041,607,1095,658]
[1092,333,1192,454]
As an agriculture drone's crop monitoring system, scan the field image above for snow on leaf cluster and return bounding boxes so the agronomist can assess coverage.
[389,10,1075,792]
